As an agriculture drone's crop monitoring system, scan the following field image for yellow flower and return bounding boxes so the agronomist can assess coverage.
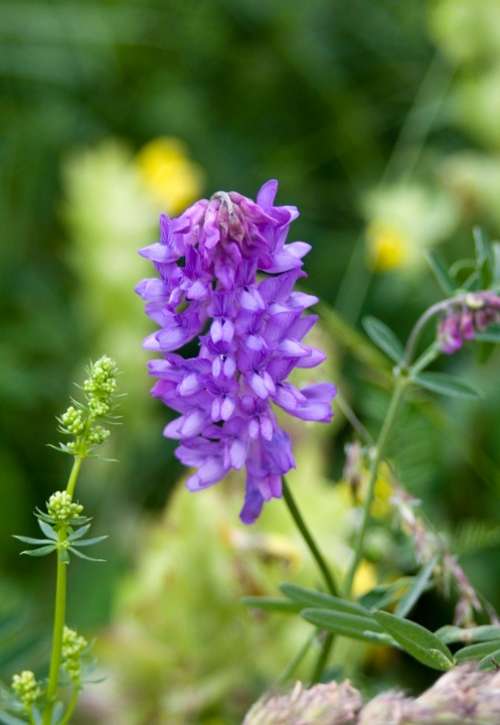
[363,184,458,273]
[352,560,377,597]
[136,137,204,214]
[367,221,410,271]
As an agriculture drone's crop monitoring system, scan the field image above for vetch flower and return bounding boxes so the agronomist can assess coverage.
[137,180,335,523]
[438,291,500,354]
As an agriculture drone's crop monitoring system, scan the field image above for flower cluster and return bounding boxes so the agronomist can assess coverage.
[438,292,500,354]
[137,180,335,523]
[62,627,88,683]
[47,491,84,524]
[57,356,118,456]
[11,671,41,710]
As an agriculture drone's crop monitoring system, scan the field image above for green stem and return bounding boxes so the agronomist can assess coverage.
[282,479,339,682]
[410,343,439,376]
[344,377,408,598]
[43,456,83,725]
[282,478,338,597]
[66,456,82,498]
[311,633,334,684]
[275,630,317,686]
[43,543,68,724]
[61,687,79,725]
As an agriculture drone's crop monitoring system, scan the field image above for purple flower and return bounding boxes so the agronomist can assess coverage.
[438,292,500,355]
[136,180,335,523]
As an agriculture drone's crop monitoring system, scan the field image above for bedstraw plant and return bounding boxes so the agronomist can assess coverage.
[1,357,120,725]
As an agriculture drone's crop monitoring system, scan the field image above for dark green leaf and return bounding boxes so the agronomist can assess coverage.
[37,520,57,541]
[71,535,109,548]
[425,250,454,295]
[20,544,57,557]
[358,578,414,611]
[362,316,404,363]
[241,596,300,614]
[479,647,500,670]
[413,372,480,400]
[280,583,368,616]
[394,556,437,618]
[302,608,397,646]
[374,611,454,671]
[455,639,500,664]
[68,547,105,562]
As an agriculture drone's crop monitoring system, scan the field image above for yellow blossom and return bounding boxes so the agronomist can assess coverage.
[352,560,377,597]
[367,221,410,271]
[136,137,204,214]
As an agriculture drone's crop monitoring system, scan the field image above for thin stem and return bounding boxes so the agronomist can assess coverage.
[43,542,68,724]
[66,456,82,498]
[282,478,338,597]
[61,687,80,725]
[344,377,408,597]
[402,298,453,366]
[311,633,334,684]
[336,391,374,446]
[410,343,439,376]
[43,456,83,725]
[275,630,317,686]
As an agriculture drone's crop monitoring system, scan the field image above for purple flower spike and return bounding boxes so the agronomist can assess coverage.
[137,181,335,523]
[438,292,500,355]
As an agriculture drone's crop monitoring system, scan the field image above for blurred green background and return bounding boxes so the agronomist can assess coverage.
[1,1,500,722]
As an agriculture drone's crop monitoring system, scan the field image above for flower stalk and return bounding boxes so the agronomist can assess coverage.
[343,374,408,597]
[43,456,83,725]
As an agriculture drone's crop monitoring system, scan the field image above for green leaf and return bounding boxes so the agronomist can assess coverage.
[0,712,26,725]
[425,250,454,295]
[436,625,500,646]
[479,646,500,670]
[373,611,454,671]
[413,372,480,400]
[50,702,64,724]
[71,535,109,547]
[68,547,105,562]
[301,609,396,646]
[241,596,300,614]
[394,556,437,618]
[37,520,57,541]
[474,227,494,288]
[475,325,500,343]
[362,316,404,363]
[13,535,52,546]
[455,639,500,664]
[20,544,57,557]
[280,584,368,617]
[68,524,92,541]
[358,578,413,611]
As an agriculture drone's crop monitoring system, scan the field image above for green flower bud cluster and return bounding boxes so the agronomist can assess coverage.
[83,356,118,401]
[47,491,83,523]
[60,406,85,435]
[11,670,41,709]
[87,425,110,445]
[57,356,119,457]
[62,627,88,683]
